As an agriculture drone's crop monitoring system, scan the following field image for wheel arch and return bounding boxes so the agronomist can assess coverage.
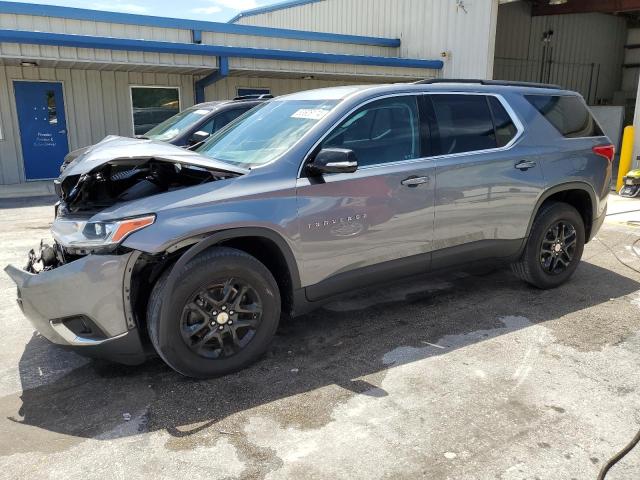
[527,182,598,242]
[159,228,300,322]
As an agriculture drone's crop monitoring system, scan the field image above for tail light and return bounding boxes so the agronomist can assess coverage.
[593,144,615,162]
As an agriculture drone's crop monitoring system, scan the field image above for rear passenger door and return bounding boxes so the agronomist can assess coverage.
[428,93,545,268]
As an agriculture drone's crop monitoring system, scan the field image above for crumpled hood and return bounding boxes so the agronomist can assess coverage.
[60,135,248,178]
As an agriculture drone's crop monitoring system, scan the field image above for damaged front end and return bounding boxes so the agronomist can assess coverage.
[50,136,246,256]
[6,137,247,363]
[57,157,229,216]
[24,240,64,274]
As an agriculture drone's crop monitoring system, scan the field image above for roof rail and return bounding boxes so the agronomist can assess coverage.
[233,94,274,100]
[413,78,563,89]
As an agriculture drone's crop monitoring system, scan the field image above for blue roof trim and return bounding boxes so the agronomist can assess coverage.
[229,0,323,24]
[0,30,442,69]
[0,1,400,48]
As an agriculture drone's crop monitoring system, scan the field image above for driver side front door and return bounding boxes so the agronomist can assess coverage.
[295,94,436,300]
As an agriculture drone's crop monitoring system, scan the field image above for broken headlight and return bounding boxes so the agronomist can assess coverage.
[51,215,155,252]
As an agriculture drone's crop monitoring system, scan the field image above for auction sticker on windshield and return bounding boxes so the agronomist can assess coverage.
[291,109,330,120]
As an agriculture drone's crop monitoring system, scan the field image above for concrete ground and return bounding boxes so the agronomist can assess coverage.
[0,194,639,480]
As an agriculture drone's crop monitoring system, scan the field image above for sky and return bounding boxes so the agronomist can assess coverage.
[9,0,285,22]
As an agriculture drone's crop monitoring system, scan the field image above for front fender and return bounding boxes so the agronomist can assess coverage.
[159,226,301,290]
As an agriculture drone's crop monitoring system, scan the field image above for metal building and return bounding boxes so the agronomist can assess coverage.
[1,0,640,188]
[0,0,499,186]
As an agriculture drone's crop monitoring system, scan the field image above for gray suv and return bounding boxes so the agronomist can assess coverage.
[5,80,613,378]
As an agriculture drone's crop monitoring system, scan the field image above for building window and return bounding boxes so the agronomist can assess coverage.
[46,90,58,125]
[130,86,180,136]
[237,88,270,98]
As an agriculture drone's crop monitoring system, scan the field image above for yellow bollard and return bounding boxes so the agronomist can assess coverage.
[617,126,635,192]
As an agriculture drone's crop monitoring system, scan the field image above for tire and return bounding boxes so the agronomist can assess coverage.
[512,202,585,289]
[147,247,281,378]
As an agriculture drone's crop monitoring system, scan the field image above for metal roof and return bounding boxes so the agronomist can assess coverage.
[228,0,325,24]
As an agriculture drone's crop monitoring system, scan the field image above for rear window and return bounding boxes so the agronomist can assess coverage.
[525,95,603,138]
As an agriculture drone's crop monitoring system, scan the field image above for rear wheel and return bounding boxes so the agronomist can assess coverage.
[512,202,585,289]
[147,247,281,378]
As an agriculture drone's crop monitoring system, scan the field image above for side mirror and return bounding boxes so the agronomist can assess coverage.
[307,148,358,175]
[188,130,210,145]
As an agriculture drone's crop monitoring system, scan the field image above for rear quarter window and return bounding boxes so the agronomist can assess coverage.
[487,96,518,147]
[525,94,603,138]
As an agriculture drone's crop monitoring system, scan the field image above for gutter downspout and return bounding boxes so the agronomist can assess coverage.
[195,56,229,104]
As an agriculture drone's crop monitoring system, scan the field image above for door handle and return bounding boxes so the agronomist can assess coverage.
[515,160,536,171]
[58,129,67,135]
[401,176,430,187]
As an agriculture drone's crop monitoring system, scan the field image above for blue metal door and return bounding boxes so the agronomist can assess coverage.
[14,81,69,180]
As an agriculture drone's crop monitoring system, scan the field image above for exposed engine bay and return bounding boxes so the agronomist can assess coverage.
[57,158,236,215]
[22,136,248,272]
[25,241,64,273]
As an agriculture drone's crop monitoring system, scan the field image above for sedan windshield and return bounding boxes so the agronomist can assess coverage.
[197,99,339,167]
[144,106,215,141]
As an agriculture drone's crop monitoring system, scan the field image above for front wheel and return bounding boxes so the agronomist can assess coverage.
[512,202,585,289]
[147,247,281,378]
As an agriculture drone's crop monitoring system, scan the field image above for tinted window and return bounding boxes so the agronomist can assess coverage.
[488,97,518,147]
[430,95,497,155]
[525,95,603,138]
[198,108,249,136]
[214,108,249,131]
[322,96,420,167]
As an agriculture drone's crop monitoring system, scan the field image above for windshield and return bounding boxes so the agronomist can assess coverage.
[197,99,339,167]
[144,106,214,141]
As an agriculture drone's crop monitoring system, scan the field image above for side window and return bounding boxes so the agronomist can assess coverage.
[488,96,518,147]
[322,96,420,167]
[430,94,497,155]
[213,108,247,132]
[195,108,248,138]
[525,94,603,138]
[198,118,216,135]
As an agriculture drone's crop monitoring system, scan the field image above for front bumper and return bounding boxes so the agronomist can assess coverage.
[4,251,146,365]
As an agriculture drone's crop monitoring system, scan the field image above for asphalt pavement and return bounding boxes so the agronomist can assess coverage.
[0,194,639,480]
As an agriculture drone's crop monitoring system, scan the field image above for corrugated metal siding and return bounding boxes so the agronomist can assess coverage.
[622,29,640,93]
[0,12,401,71]
[235,0,499,79]
[494,3,626,103]
[228,57,429,79]
[0,14,218,70]
[203,75,377,100]
[0,65,195,184]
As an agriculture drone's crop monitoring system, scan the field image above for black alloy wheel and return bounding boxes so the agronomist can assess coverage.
[147,247,281,378]
[511,201,585,289]
[539,221,577,275]
[180,278,263,359]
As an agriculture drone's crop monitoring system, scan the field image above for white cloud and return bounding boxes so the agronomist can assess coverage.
[92,2,148,13]
[191,5,223,14]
